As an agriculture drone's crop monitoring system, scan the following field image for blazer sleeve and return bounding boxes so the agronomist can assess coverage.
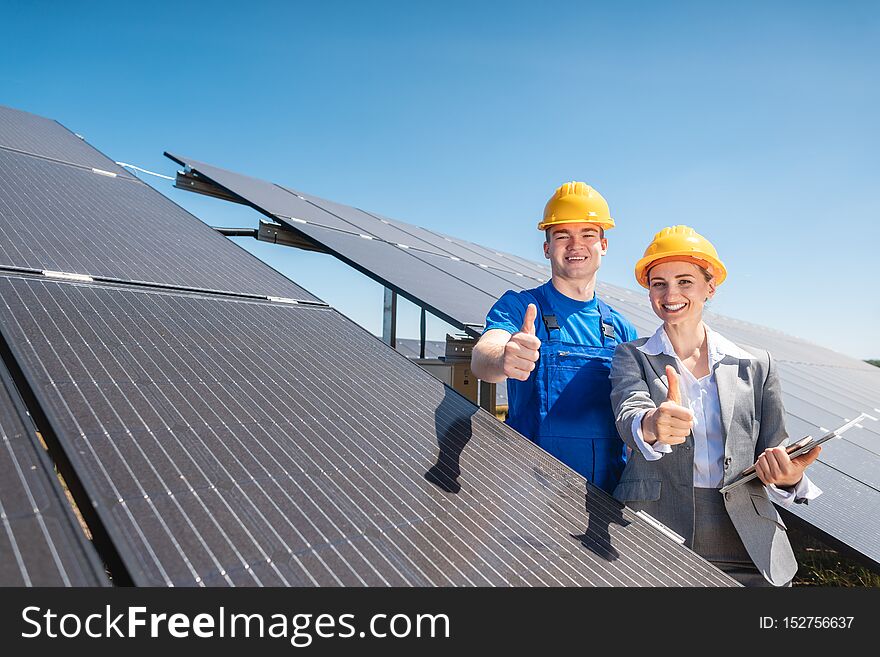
[756,350,789,453]
[610,342,657,452]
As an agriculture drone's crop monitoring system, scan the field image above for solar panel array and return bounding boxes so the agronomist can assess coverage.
[0,358,106,586]
[166,153,548,330]
[168,154,880,571]
[0,274,732,586]
[0,105,733,586]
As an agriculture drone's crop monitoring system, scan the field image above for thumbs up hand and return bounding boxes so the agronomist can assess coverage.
[641,365,695,446]
[502,303,542,381]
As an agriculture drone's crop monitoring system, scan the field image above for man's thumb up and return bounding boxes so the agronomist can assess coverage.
[502,304,541,382]
[665,365,682,404]
[521,303,537,336]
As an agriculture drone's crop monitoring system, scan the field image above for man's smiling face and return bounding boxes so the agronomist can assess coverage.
[543,222,607,282]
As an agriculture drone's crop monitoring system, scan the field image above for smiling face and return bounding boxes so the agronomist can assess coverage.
[647,260,716,326]
[543,222,608,282]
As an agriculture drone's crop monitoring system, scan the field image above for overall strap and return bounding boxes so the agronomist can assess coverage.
[595,297,618,347]
[527,286,561,340]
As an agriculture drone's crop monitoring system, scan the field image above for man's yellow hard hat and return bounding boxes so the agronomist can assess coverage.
[635,225,727,288]
[538,181,615,231]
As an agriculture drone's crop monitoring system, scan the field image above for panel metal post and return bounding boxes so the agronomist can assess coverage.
[479,380,497,415]
[382,287,397,348]
[419,306,427,358]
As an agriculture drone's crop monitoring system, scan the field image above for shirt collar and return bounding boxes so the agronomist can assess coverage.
[637,324,754,366]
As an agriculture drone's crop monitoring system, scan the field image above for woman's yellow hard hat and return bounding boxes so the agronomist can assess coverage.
[538,181,615,231]
[635,225,727,288]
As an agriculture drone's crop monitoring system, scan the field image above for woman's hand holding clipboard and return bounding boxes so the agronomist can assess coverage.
[719,412,877,494]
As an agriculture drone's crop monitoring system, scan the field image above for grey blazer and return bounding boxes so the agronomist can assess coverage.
[609,338,796,586]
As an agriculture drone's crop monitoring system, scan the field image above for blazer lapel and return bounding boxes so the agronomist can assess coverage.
[714,358,738,450]
[646,353,678,396]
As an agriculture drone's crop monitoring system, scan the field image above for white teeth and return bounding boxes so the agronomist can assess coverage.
[566,256,585,261]
[663,303,686,311]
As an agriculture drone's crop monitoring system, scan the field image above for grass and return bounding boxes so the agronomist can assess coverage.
[790,527,880,587]
[36,431,92,540]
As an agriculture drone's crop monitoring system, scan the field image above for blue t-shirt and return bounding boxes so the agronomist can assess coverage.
[484,281,638,347]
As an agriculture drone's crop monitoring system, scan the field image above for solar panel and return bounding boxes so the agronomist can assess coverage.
[167,153,539,331]
[0,357,107,586]
[168,154,550,285]
[0,104,135,179]
[788,364,880,413]
[0,272,734,586]
[364,212,553,281]
[163,154,880,570]
[780,460,880,569]
[290,189,547,287]
[257,220,501,328]
[0,148,318,302]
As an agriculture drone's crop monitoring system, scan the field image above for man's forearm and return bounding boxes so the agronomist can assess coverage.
[471,340,507,383]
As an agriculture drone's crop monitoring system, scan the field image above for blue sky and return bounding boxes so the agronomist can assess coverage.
[2,1,878,358]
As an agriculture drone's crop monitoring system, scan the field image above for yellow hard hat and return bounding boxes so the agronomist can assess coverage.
[635,225,727,288]
[538,181,615,231]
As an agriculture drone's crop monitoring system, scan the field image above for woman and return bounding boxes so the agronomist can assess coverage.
[610,225,821,586]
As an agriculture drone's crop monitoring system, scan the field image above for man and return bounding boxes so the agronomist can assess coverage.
[471,182,637,493]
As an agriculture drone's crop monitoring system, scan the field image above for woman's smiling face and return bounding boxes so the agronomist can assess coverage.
[647,260,716,326]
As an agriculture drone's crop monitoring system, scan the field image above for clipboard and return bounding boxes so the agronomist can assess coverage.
[719,412,876,494]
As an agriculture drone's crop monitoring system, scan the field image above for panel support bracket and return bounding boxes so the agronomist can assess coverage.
[174,168,246,205]
[257,220,329,253]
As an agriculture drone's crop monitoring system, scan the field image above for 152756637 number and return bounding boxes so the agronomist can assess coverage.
[783,617,854,629]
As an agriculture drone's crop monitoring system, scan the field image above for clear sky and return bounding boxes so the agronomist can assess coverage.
[2,1,878,359]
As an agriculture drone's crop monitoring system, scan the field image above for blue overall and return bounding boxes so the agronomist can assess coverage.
[506,286,626,493]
